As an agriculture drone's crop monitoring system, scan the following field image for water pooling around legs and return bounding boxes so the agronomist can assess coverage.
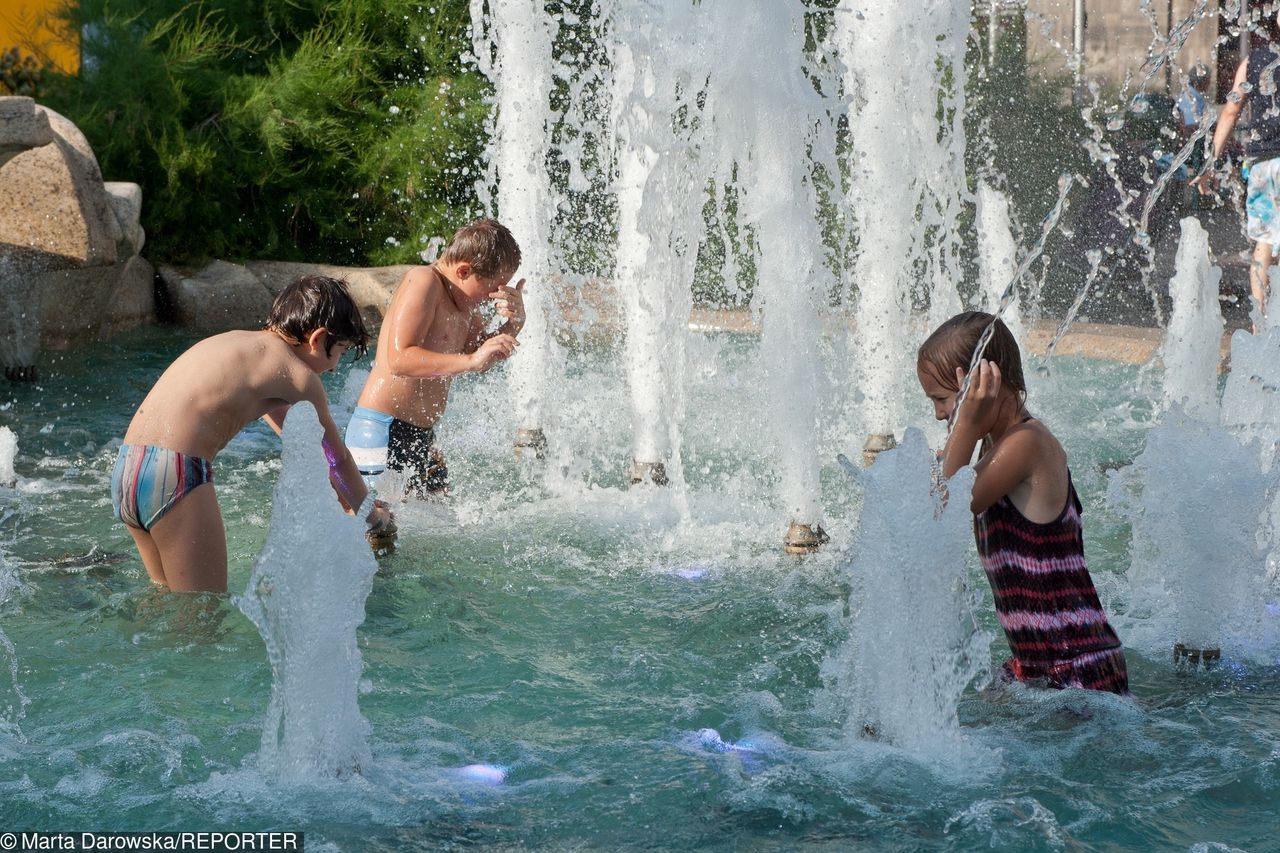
[0,328,1277,848]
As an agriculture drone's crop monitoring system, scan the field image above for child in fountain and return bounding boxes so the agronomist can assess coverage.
[112,275,394,593]
[917,312,1130,695]
[346,218,525,498]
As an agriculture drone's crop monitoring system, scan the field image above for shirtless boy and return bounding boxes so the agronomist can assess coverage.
[346,218,525,497]
[112,275,393,593]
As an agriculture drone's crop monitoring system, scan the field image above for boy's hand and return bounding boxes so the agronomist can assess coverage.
[953,359,1002,437]
[490,279,526,331]
[366,500,396,534]
[470,333,519,372]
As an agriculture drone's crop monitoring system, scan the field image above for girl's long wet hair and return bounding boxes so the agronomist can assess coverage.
[917,311,1026,405]
[266,275,370,359]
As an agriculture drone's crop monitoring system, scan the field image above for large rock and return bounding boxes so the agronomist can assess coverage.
[102,256,156,338]
[245,260,411,323]
[25,264,122,350]
[160,260,275,333]
[0,97,53,155]
[104,182,145,257]
[0,99,119,269]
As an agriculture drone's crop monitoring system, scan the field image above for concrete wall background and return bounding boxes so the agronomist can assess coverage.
[1025,0,1222,95]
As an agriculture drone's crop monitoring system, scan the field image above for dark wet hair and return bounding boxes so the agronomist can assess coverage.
[266,275,370,359]
[439,218,522,279]
[917,311,1026,403]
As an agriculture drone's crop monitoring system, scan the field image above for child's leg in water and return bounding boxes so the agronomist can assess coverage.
[145,484,228,592]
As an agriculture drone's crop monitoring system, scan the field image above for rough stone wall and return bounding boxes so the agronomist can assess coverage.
[1026,0,1221,94]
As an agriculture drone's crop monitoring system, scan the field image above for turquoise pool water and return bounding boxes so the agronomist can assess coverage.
[0,329,1277,850]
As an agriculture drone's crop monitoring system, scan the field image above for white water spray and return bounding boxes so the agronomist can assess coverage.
[472,0,559,445]
[825,430,989,753]
[1116,242,1280,663]
[697,1,829,526]
[1159,218,1222,419]
[609,1,700,484]
[839,0,971,440]
[975,183,1024,344]
[236,402,377,780]
[0,427,15,488]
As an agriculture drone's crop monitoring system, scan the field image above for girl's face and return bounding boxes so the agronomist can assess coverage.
[917,359,959,425]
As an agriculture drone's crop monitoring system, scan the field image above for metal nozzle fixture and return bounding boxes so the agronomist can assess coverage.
[4,365,37,383]
[1173,642,1221,669]
[862,433,897,467]
[783,521,829,555]
[513,427,548,460]
[629,460,669,486]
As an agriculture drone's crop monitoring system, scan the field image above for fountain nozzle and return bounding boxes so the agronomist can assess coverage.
[862,433,897,467]
[4,365,37,383]
[513,427,548,460]
[629,460,669,487]
[783,521,829,555]
[1173,642,1221,669]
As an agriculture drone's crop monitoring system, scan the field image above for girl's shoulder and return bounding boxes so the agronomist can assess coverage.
[990,417,1067,469]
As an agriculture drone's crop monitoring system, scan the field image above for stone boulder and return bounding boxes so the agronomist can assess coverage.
[0,96,53,154]
[0,98,119,269]
[246,260,410,327]
[160,260,276,334]
[104,182,145,257]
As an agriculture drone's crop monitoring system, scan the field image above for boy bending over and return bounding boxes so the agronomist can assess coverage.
[112,275,394,592]
[347,218,526,497]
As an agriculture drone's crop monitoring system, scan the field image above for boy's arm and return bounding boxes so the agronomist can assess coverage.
[300,375,390,528]
[384,268,480,378]
[262,405,290,436]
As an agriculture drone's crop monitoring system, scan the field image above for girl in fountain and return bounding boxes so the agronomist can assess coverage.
[917,312,1130,695]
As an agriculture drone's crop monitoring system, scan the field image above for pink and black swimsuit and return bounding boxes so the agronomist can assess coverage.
[974,472,1130,695]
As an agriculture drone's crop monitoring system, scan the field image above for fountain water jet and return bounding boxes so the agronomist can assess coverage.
[824,431,989,755]
[236,402,377,780]
[1115,222,1280,666]
[975,182,1024,345]
[695,1,831,546]
[0,427,15,488]
[837,0,971,467]
[471,0,559,461]
[609,0,701,491]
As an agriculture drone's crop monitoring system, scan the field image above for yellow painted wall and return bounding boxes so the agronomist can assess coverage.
[0,0,78,74]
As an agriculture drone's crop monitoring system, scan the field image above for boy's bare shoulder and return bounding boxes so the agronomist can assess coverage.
[395,264,444,294]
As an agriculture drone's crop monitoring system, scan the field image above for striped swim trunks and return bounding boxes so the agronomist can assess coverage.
[111,443,215,531]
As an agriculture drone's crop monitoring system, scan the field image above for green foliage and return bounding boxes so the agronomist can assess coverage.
[965,14,1091,237]
[0,47,44,97]
[41,0,488,265]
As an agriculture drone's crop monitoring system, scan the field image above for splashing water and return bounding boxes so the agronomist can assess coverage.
[0,427,15,488]
[235,402,378,780]
[824,429,990,756]
[609,0,700,485]
[839,0,970,439]
[472,0,560,440]
[692,1,831,524]
[1114,408,1279,661]
[975,183,1024,345]
[1159,218,1223,419]
[1116,230,1280,663]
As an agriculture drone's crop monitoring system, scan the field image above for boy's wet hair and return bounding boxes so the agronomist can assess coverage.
[439,218,522,279]
[266,275,370,359]
[917,311,1026,402]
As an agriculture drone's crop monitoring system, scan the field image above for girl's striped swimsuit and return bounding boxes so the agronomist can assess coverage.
[974,474,1130,695]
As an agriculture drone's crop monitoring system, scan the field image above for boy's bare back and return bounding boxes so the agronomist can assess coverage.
[124,330,331,460]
